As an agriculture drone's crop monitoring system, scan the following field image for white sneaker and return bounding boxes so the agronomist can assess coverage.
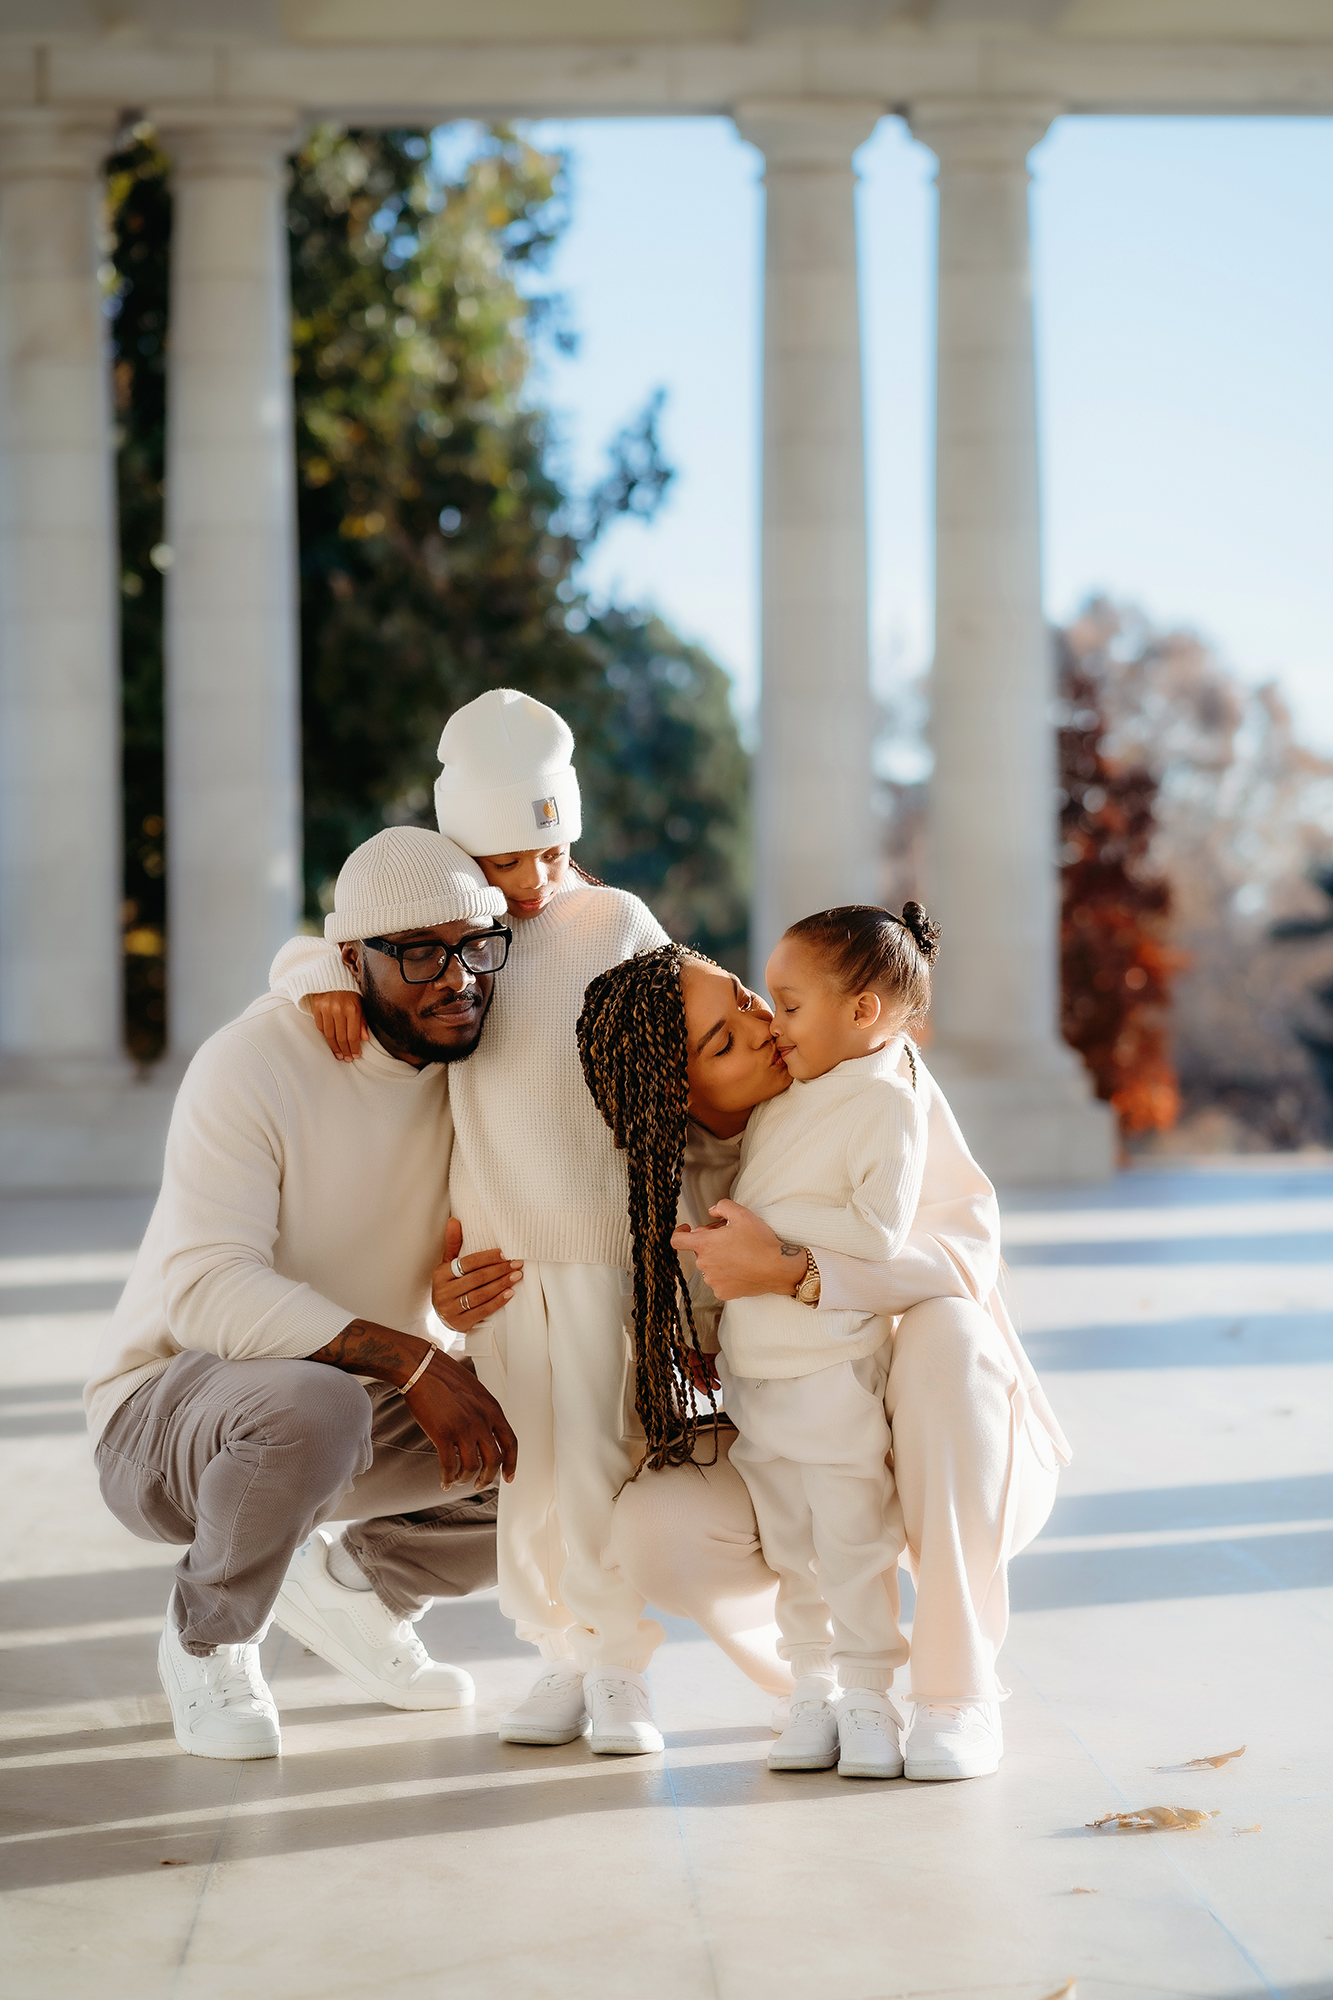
[904,1699,1003,1781]
[499,1665,590,1746]
[836,1689,905,1779]
[273,1530,474,1711]
[158,1597,281,1761]
[770,1697,791,1734]
[767,1677,840,1772]
[584,1668,664,1755]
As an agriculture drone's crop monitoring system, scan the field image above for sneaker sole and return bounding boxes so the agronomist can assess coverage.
[272,1585,474,1712]
[767,1750,840,1771]
[157,1640,280,1761]
[588,1733,663,1756]
[838,1757,905,1779]
[904,1754,1000,1782]
[499,1716,591,1746]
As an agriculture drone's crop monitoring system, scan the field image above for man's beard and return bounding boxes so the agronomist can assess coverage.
[359,977,493,1067]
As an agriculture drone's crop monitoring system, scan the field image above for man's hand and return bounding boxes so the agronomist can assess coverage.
[670,1198,810,1301]
[404,1350,518,1490]
[431,1217,522,1332]
[310,1317,518,1489]
[310,991,368,1062]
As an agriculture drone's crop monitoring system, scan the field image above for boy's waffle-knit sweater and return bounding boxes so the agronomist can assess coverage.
[719,1035,928,1379]
[270,874,666,1268]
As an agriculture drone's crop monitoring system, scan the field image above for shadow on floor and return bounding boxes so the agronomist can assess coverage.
[1006,1232,1333,1267]
[1044,1472,1333,1537]
[1023,1313,1333,1372]
[1011,1527,1333,1611]
[0,1728,924,1892]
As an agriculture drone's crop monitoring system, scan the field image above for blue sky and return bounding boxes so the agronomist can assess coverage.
[475,115,1333,752]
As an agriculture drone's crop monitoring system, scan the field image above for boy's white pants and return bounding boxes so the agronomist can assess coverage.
[462,1261,663,1673]
[717,1344,908,1692]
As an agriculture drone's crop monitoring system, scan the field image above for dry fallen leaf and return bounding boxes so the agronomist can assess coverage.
[159,1858,190,1867]
[1039,1982,1077,2000]
[1153,1745,1246,1773]
[1234,1824,1262,1835]
[1070,1886,1098,1894]
[1088,1806,1219,1832]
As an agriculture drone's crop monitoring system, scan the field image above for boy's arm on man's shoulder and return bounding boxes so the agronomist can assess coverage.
[270,934,359,1010]
[158,1028,352,1365]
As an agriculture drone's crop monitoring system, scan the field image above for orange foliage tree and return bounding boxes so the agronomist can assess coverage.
[1057,631,1184,1135]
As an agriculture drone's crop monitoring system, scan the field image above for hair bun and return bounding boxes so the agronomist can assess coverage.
[901,901,940,963]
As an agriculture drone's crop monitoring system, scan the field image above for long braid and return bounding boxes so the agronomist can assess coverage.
[577,944,717,1473]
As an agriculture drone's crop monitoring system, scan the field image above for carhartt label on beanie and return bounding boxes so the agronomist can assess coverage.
[324,827,507,944]
[433,688,583,857]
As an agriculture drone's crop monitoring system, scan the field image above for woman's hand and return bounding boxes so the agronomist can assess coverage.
[431,1217,522,1332]
[311,990,368,1062]
[671,1199,810,1301]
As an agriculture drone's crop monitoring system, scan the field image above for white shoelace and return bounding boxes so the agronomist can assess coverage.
[528,1668,583,1700]
[195,1644,268,1709]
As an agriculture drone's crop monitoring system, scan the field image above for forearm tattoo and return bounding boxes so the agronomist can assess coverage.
[310,1319,427,1387]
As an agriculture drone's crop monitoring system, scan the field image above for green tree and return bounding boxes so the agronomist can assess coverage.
[289,125,748,961]
[107,123,751,1063]
[106,125,171,1059]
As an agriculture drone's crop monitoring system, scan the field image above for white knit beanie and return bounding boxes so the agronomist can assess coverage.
[433,688,583,857]
[324,827,507,943]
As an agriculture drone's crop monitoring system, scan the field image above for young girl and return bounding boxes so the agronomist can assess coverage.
[580,903,937,1781]
[270,688,670,1756]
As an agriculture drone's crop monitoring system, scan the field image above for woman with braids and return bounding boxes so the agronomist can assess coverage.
[270,689,677,1758]
[577,918,1071,1784]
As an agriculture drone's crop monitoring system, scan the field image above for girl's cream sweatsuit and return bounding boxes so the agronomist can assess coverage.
[716,1035,928,1691]
[611,1053,1068,1703]
[270,873,667,1671]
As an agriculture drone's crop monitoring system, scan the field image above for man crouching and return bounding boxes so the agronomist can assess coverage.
[84,828,518,1759]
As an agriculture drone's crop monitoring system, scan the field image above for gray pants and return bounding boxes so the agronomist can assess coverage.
[96,1351,499,1655]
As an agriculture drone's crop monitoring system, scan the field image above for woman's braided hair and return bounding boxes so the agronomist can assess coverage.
[576,943,716,1474]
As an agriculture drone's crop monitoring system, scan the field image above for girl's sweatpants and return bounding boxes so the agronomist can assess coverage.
[461,1260,663,1674]
[612,1296,1060,1703]
[717,1343,908,1693]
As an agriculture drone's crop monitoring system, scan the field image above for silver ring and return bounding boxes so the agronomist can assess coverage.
[460,1292,471,1313]
[450,1256,465,1279]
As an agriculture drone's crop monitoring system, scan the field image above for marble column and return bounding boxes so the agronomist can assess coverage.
[910,100,1114,1182]
[0,111,126,1085]
[734,99,883,974]
[156,110,303,1056]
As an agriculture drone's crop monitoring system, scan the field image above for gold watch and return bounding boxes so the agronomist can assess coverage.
[795,1250,821,1306]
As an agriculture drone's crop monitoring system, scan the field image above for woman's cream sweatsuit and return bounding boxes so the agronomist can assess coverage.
[270,874,667,1671]
[717,1035,928,1692]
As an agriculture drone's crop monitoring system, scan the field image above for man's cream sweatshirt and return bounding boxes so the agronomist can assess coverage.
[718,1036,928,1379]
[84,996,454,1444]
[270,873,667,1269]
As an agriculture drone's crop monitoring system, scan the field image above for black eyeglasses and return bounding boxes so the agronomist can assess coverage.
[362,928,512,984]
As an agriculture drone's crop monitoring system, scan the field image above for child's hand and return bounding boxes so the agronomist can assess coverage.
[311,991,368,1061]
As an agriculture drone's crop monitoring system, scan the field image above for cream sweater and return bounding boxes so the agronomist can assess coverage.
[270,874,667,1268]
[84,996,454,1445]
[718,1036,928,1379]
[680,1053,1070,1461]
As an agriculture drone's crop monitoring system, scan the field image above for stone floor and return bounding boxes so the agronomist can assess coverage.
[1,1162,1331,2000]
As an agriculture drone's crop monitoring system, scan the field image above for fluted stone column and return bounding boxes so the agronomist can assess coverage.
[911,100,1114,1183]
[0,111,126,1086]
[735,100,882,973]
[157,110,302,1055]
